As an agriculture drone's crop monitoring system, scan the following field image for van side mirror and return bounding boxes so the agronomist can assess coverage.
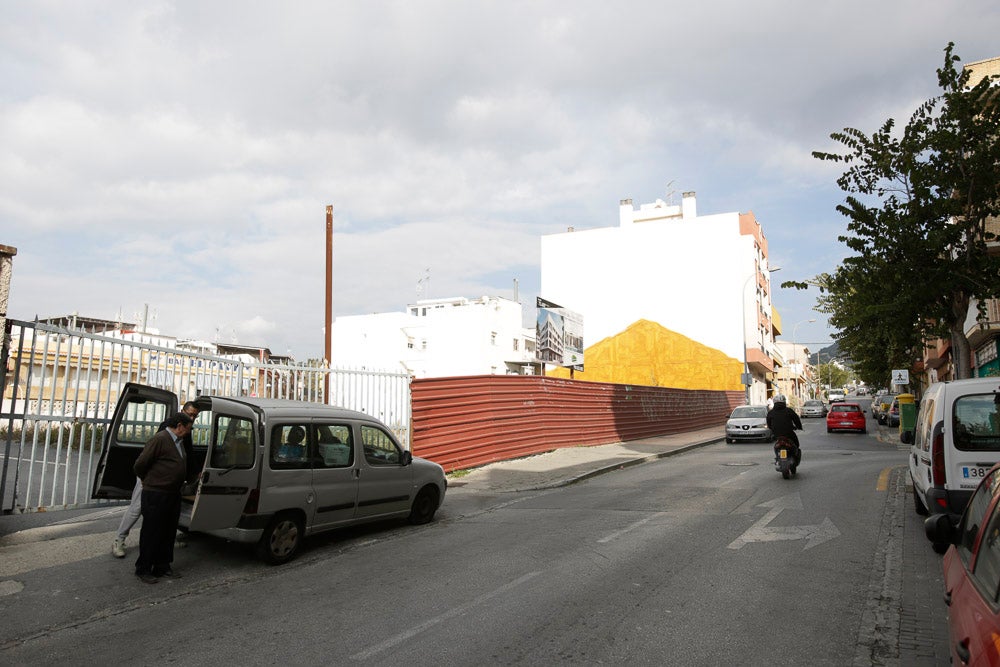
[924,513,958,545]
[900,430,914,445]
[401,450,413,466]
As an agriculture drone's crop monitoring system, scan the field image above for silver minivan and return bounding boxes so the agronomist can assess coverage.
[906,378,1000,531]
[93,383,447,564]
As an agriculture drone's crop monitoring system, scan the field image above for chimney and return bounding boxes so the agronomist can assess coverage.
[619,198,634,226]
[682,191,697,219]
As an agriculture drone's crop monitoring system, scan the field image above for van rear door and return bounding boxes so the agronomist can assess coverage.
[92,383,178,499]
[188,398,262,531]
[948,391,1000,497]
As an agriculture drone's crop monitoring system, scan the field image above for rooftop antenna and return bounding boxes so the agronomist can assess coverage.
[664,179,677,206]
[416,268,430,300]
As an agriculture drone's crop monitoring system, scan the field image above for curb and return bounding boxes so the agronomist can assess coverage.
[532,436,726,491]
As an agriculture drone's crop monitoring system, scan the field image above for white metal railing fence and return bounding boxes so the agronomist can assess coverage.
[0,319,410,514]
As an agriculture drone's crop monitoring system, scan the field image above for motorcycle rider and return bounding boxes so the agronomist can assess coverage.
[767,394,803,467]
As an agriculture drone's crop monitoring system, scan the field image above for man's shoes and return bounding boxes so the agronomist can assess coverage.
[112,538,127,558]
[155,568,182,579]
[135,572,158,584]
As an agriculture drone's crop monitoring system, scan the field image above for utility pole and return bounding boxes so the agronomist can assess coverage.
[325,206,333,403]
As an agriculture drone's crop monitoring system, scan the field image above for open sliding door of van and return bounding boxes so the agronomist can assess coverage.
[92,383,178,500]
[188,398,261,532]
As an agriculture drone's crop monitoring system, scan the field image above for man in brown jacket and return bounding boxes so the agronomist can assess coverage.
[133,411,195,583]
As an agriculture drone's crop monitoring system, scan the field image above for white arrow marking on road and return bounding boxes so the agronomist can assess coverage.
[727,493,841,550]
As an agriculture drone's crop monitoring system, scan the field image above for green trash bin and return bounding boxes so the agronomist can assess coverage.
[898,393,916,435]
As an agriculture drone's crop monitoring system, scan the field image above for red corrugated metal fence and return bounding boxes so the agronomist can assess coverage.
[411,375,743,472]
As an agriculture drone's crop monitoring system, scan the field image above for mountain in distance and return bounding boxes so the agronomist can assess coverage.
[809,340,848,366]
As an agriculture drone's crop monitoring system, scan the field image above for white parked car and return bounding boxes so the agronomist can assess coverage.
[725,405,773,444]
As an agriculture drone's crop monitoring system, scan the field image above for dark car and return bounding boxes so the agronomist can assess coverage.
[925,463,1000,664]
[887,397,901,427]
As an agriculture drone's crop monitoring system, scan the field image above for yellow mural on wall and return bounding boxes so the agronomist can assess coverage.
[546,319,744,391]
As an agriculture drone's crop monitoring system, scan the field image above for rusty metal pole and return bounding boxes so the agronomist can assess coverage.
[325,206,333,404]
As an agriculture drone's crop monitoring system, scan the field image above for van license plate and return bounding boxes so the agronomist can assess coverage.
[962,466,990,480]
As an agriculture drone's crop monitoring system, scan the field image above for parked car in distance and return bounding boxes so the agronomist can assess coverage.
[725,405,773,444]
[874,393,895,423]
[827,402,867,434]
[801,399,828,418]
[828,390,846,403]
[924,463,1000,664]
[887,397,901,427]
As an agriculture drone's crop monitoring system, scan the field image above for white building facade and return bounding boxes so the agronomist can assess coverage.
[328,295,537,377]
[540,192,781,403]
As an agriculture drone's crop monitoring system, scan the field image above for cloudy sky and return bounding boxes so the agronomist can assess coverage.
[2,1,997,360]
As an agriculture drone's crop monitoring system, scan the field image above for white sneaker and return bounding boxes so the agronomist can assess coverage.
[112,538,126,558]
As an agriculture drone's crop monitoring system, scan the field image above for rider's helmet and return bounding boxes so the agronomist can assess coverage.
[772,394,787,406]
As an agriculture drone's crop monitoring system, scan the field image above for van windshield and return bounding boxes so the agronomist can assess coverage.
[953,394,1000,451]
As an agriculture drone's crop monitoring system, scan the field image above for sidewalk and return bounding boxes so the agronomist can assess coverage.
[445,425,726,494]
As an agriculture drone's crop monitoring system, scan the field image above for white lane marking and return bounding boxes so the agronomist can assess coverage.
[350,571,542,661]
[728,493,840,550]
[597,512,669,544]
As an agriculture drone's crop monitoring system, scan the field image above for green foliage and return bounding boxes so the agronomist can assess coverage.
[816,362,852,389]
[808,43,1000,381]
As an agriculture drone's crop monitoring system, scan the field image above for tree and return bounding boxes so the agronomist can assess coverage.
[805,44,1000,380]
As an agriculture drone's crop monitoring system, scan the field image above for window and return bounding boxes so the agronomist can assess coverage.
[270,424,310,470]
[914,397,936,454]
[117,400,168,444]
[314,424,353,468]
[972,502,1000,603]
[361,425,402,465]
[953,394,1000,451]
[957,468,1000,565]
[211,415,255,468]
[491,331,497,345]
[513,339,519,351]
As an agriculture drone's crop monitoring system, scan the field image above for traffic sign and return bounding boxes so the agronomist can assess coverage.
[892,369,909,385]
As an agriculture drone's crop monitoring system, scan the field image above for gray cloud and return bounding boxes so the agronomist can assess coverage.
[2,0,997,358]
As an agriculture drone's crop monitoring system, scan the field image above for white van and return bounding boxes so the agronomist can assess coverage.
[907,378,1000,523]
[93,383,447,564]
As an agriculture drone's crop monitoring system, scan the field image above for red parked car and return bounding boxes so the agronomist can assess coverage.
[826,402,867,434]
[926,463,1000,665]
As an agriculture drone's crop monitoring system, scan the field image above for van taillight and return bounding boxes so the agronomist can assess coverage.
[931,424,946,487]
[243,488,260,514]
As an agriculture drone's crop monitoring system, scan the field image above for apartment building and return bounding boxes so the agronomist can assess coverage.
[540,192,782,402]
[328,295,537,377]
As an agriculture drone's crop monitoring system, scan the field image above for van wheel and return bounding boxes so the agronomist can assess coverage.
[408,486,440,525]
[913,489,929,516]
[257,513,303,565]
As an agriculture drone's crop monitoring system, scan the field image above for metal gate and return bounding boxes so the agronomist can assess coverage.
[0,319,410,514]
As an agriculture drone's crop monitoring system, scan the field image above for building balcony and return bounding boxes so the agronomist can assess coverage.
[747,347,775,374]
[965,297,1000,349]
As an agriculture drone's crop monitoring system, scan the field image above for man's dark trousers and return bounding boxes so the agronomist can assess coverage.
[136,488,180,576]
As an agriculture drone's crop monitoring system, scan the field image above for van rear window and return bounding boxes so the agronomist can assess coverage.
[953,394,1000,451]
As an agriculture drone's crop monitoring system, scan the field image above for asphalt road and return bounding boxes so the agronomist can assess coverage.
[0,401,949,665]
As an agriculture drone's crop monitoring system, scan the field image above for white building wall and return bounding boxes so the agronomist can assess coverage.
[541,208,761,361]
[329,296,535,377]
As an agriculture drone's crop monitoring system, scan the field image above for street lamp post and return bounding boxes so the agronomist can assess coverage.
[742,266,780,405]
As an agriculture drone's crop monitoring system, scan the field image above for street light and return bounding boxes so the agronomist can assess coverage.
[790,318,816,404]
[742,266,781,405]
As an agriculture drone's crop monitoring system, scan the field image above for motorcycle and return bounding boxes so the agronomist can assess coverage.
[773,436,799,479]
